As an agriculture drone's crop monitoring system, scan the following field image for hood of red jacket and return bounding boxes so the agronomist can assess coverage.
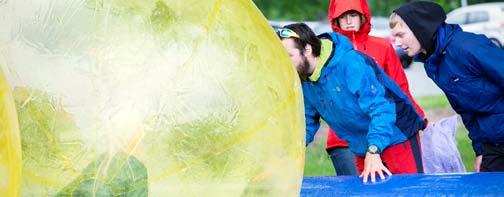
[328,0,371,44]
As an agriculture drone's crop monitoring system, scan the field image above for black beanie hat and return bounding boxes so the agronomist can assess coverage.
[394,1,446,52]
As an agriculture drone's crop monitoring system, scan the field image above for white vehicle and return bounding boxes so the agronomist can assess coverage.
[446,2,504,48]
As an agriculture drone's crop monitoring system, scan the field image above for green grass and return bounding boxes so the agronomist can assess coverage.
[456,126,475,172]
[303,95,475,176]
[303,138,335,176]
[415,95,450,110]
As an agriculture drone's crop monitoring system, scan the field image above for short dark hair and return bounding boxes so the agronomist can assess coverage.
[277,23,321,57]
[334,10,366,30]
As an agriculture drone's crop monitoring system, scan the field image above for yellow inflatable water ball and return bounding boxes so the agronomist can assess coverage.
[0,0,305,196]
[0,69,22,197]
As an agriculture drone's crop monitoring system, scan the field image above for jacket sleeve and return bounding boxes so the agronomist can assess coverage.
[460,112,483,156]
[383,43,425,118]
[345,57,396,152]
[305,100,320,146]
[469,41,504,88]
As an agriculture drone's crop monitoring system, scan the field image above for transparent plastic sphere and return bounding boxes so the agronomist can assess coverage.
[0,0,305,196]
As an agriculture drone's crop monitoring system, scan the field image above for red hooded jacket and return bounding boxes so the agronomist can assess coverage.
[326,0,425,149]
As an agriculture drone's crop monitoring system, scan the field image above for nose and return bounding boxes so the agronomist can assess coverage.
[392,37,402,48]
[345,15,352,24]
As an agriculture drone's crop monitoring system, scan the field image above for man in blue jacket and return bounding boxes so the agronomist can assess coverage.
[390,1,504,172]
[277,23,426,183]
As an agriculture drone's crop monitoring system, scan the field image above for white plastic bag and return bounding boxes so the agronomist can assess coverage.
[421,115,466,173]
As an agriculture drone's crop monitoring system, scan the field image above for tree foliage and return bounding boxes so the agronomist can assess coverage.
[252,0,329,21]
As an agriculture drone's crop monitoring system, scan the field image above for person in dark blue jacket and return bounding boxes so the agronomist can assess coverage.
[277,23,426,183]
[390,1,504,172]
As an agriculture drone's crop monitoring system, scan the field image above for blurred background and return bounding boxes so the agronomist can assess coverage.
[252,0,504,176]
[257,0,504,68]
[253,0,501,21]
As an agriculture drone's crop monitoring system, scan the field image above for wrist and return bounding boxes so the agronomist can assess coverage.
[367,145,380,154]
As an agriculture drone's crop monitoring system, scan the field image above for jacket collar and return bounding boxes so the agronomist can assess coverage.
[303,32,354,83]
[418,23,462,80]
[416,23,461,63]
[309,39,333,82]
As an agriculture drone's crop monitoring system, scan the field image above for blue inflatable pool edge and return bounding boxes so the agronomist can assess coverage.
[301,172,504,196]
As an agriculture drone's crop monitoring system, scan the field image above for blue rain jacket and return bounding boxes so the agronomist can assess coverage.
[419,24,504,155]
[303,32,425,156]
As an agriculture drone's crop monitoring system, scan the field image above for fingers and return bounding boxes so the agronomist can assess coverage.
[362,168,391,183]
[383,167,392,176]
[474,156,482,172]
[362,170,369,183]
[378,170,385,181]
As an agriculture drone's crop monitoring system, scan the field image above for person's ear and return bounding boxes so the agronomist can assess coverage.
[305,44,312,54]
[360,15,367,25]
[333,19,339,27]
[420,48,428,55]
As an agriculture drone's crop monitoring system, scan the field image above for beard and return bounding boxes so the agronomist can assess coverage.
[297,54,312,81]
